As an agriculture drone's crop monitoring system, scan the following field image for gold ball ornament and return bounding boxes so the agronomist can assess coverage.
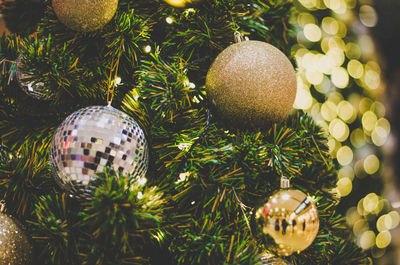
[164,0,202,8]
[52,0,118,32]
[0,213,33,265]
[206,40,297,128]
[256,189,319,256]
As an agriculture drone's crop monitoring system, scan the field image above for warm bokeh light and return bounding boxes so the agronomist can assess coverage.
[364,155,380,175]
[294,0,394,255]
[304,24,322,42]
[337,146,353,165]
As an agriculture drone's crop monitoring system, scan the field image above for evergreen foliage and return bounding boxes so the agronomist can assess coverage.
[0,0,370,264]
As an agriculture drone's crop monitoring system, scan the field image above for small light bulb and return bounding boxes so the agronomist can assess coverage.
[144,45,151,53]
[115,77,122,85]
[137,191,143,199]
[166,17,174,24]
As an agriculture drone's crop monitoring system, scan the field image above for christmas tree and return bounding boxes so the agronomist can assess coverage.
[0,0,371,264]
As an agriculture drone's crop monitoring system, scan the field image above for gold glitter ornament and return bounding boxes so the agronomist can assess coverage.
[256,177,319,256]
[206,40,297,128]
[0,213,33,265]
[52,0,118,32]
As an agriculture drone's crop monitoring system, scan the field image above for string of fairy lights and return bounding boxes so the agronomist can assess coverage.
[293,0,397,259]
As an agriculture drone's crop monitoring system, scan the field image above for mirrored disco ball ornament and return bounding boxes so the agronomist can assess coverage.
[256,177,319,256]
[50,105,149,191]
[16,56,52,100]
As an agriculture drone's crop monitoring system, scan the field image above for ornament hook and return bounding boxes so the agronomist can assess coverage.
[0,200,5,213]
[234,31,244,43]
[280,176,290,189]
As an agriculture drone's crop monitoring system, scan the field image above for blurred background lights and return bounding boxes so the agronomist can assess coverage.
[293,87,313,110]
[338,165,355,180]
[375,231,391,249]
[363,154,380,175]
[359,230,375,249]
[331,67,349,88]
[362,111,377,132]
[363,193,379,213]
[329,118,349,142]
[337,146,353,165]
[350,128,366,148]
[337,177,352,197]
[322,17,339,35]
[294,0,395,258]
[347,59,364,79]
[337,100,355,122]
[359,5,378,28]
[304,24,322,42]
[345,42,362,59]
[321,101,337,121]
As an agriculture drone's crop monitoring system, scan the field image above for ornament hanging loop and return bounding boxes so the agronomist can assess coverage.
[234,31,244,43]
[280,176,290,189]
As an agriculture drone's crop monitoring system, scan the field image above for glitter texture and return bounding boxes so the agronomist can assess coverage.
[50,105,149,191]
[0,213,32,265]
[257,190,319,256]
[206,40,297,128]
[52,0,118,32]
[16,56,51,100]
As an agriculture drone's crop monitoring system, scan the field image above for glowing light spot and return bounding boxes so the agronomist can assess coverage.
[298,0,317,9]
[329,119,349,142]
[137,191,143,199]
[353,219,367,236]
[362,111,377,132]
[164,0,186,7]
[364,70,380,90]
[377,215,391,232]
[337,100,355,122]
[338,165,354,180]
[331,67,349,88]
[318,56,334,74]
[347,60,364,79]
[166,17,174,24]
[327,48,345,66]
[363,193,379,213]
[359,5,378,28]
[322,17,339,35]
[304,24,322,42]
[138,177,147,186]
[337,177,352,197]
[297,12,316,26]
[306,70,324,85]
[364,155,379,175]
[293,88,313,110]
[359,230,375,249]
[345,42,362,59]
[321,101,337,121]
[336,146,353,165]
[388,211,400,229]
[359,97,373,114]
[115,77,121,85]
[376,231,391,249]
[144,45,151,53]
